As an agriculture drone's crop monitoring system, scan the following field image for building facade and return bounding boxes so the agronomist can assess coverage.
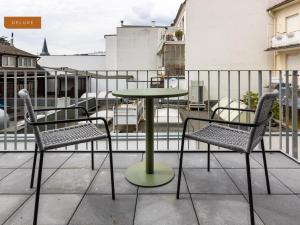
[267,0,300,73]
[0,40,44,98]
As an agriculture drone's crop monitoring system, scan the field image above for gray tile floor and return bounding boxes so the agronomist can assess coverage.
[0,151,299,225]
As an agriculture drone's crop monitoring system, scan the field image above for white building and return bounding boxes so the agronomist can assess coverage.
[164,0,275,101]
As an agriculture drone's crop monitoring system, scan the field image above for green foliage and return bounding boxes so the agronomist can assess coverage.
[175,30,183,40]
[0,36,9,45]
[242,91,259,109]
[242,91,279,120]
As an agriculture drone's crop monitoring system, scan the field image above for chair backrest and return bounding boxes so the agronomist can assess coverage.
[18,89,43,149]
[247,92,278,152]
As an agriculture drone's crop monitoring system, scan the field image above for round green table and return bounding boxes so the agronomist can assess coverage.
[112,88,188,187]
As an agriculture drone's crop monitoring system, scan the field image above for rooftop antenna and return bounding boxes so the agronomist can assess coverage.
[10,33,14,46]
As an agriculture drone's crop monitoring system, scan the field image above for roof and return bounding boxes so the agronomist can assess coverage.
[171,1,186,26]
[0,43,38,58]
[267,0,297,11]
[118,25,167,29]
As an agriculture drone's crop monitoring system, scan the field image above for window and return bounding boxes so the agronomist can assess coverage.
[286,14,299,33]
[18,57,36,68]
[2,55,16,67]
[2,56,8,66]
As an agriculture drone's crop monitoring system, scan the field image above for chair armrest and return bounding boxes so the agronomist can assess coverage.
[211,107,255,119]
[34,106,90,118]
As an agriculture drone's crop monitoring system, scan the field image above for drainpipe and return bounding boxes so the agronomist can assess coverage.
[268,10,276,70]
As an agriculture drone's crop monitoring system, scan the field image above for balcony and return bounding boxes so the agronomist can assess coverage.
[158,27,185,54]
[0,69,300,224]
[267,30,300,51]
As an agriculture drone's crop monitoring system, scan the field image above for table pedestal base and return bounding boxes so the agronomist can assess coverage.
[125,162,174,187]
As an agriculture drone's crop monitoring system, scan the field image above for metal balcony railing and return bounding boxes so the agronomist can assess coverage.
[0,69,299,160]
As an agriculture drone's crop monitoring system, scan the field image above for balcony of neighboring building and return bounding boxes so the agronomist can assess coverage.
[266,30,300,51]
[158,27,185,54]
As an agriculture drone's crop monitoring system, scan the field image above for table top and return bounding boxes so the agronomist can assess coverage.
[112,88,188,98]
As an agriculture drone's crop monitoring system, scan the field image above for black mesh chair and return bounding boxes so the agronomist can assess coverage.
[177,92,278,225]
[18,89,115,225]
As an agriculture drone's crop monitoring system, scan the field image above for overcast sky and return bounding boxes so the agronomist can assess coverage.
[0,0,183,55]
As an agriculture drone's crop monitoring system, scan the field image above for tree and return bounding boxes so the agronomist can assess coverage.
[0,36,10,45]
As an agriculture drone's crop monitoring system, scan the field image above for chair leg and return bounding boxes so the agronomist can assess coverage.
[261,139,271,194]
[207,144,210,172]
[245,153,255,225]
[91,142,94,170]
[30,143,38,188]
[33,151,44,225]
[108,137,115,200]
[176,136,185,199]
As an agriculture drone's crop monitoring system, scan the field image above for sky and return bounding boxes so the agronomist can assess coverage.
[0,0,183,55]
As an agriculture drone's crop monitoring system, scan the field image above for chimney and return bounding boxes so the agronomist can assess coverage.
[151,21,156,27]
[120,20,124,27]
[10,33,14,46]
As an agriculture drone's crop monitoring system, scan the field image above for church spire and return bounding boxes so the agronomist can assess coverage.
[40,38,50,55]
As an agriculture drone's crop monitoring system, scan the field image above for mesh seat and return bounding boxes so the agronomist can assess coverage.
[186,123,250,152]
[40,123,106,150]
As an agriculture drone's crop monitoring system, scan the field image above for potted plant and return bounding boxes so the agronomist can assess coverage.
[175,30,184,41]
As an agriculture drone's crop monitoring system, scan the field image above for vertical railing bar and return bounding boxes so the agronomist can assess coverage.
[116,70,119,151]
[197,70,201,150]
[126,71,129,151]
[292,70,298,159]
[14,71,17,150]
[269,70,272,149]
[217,70,220,150]
[95,71,99,150]
[34,71,38,151]
[136,70,139,151]
[3,71,7,150]
[187,70,190,150]
[64,71,68,151]
[105,71,108,150]
[208,71,211,119]
[285,70,290,154]
[85,71,89,150]
[227,71,230,122]
[247,70,251,124]
[54,71,58,130]
[156,72,159,150]
[167,72,170,150]
[34,71,37,109]
[75,71,78,150]
[258,71,263,150]
[44,71,48,132]
[279,71,283,150]
[238,71,241,124]
[177,70,181,150]
[24,71,28,150]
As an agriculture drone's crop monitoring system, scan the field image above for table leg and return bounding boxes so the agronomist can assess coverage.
[145,98,154,174]
[124,97,174,187]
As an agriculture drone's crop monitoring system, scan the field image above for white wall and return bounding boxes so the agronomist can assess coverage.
[39,55,106,70]
[116,27,163,70]
[105,35,117,70]
[184,0,274,100]
[103,26,166,91]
